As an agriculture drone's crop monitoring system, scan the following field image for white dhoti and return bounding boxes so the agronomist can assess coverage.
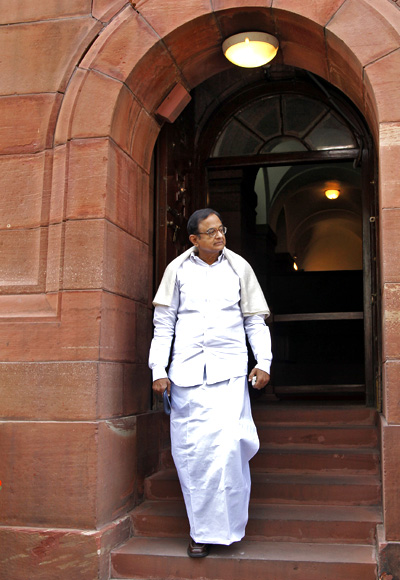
[170,375,260,545]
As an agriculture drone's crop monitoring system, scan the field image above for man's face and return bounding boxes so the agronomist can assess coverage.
[191,213,226,258]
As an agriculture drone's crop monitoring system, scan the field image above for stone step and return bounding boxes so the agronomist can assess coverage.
[257,424,378,448]
[251,404,377,426]
[250,472,381,505]
[251,446,380,473]
[144,469,381,506]
[111,537,377,580]
[131,500,382,544]
[162,445,380,474]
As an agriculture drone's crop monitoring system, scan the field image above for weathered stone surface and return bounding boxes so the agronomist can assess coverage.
[0,515,131,580]
[0,93,61,154]
[377,526,400,580]
[273,10,328,79]
[65,138,108,220]
[0,291,101,362]
[0,293,58,320]
[46,224,63,292]
[92,0,127,22]
[126,43,180,114]
[99,514,132,579]
[381,209,400,283]
[98,293,152,365]
[0,361,151,421]
[213,0,272,10]
[63,219,105,290]
[106,140,151,244]
[106,141,139,234]
[135,166,151,245]
[111,84,141,155]
[0,0,92,24]
[104,222,150,301]
[381,420,400,540]
[0,362,98,420]
[365,49,400,124]
[0,152,46,229]
[134,302,153,364]
[163,14,222,86]
[99,292,137,362]
[98,362,151,418]
[97,416,138,526]
[130,108,160,172]
[70,70,123,140]
[181,45,229,89]
[54,67,88,146]
[136,0,211,39]
[49,145,68,225]
[0,420,98,527]
[362,0,400,36]
[271,0,345,25]
[0,18,101,95]
[326,0,399,67]
[325,31,364,115]
[379,123,400,208]
[81,7,159,83]
[382,284,400,360]
[383,360,400,425]
[63,218,150,300]
[0,228,42,287]
[363,74,380,146]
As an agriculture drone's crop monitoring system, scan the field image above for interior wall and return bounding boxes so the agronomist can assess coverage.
[1,1,400,578]
[300,218,363,271]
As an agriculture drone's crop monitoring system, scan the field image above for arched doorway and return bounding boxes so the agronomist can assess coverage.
[10,1,397,576]
[189,70,379,405]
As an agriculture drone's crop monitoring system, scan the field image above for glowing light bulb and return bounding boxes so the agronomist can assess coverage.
[325,189,340,200]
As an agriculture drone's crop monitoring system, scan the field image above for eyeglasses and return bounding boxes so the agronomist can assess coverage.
[197,225,227,238]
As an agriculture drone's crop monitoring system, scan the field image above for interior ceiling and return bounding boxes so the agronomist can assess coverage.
[270,161,363,270]
[269,163,362,233]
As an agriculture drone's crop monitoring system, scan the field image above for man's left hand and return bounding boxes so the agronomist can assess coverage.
[248,368,270,390]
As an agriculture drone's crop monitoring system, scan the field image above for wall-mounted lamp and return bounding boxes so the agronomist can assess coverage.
[222,32,279,68]
[325,189,340,200]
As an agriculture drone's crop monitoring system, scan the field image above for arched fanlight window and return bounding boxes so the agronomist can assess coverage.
[211,94,357,158]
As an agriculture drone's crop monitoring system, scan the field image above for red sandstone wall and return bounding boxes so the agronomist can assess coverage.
[0,2,159,578]
[1,0,400,578]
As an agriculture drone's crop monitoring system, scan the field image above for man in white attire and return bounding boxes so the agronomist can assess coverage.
[149,208,272,558]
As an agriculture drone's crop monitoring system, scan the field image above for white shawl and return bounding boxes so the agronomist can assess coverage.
[153,247,270,318]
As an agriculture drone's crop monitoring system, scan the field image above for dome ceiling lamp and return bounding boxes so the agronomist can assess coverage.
[325,189,340,200]
[222,32,279,68]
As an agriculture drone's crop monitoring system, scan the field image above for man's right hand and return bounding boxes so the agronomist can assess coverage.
[152,377,171,395]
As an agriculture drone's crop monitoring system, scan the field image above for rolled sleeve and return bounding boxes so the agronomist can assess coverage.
[244,314,272,374]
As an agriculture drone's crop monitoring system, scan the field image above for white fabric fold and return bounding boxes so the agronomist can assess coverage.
[170,375,259,545]
[153,247,270,318]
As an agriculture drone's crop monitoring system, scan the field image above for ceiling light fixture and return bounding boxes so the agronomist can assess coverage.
[222,32,279,68]
[325,189,340,200]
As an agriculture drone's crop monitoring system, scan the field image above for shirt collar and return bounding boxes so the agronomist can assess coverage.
[190,247,226,266]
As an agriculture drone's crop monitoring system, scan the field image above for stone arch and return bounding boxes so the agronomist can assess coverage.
[53,0,400,294]
[51,0,400,544]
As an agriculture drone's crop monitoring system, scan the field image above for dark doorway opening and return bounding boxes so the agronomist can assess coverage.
[199,76,379,405]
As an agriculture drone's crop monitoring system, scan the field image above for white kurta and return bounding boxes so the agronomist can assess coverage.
[149,251,272,385]
[148,250,272,545]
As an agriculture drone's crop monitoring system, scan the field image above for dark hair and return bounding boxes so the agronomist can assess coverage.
[187,208,222,235]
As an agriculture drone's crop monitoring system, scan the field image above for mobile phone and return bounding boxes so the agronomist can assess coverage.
[163,389,171,415]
